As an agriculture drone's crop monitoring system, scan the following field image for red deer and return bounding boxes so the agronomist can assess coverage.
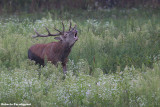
[28,21,78,74]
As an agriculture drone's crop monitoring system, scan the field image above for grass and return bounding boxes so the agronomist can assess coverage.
[0,8,160,106]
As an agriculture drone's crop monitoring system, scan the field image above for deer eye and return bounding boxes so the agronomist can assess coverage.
[64,33,68,37]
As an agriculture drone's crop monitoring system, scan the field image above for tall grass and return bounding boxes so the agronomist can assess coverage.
[0,8,160,72]
[0,8,160,106]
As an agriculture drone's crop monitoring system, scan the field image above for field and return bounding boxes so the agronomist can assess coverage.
[0,8,160,106]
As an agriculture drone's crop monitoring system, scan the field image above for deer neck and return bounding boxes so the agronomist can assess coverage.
[58,41,71,61]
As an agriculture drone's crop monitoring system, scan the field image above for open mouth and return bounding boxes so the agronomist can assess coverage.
[74,32,78,41]
[74,32,77,37]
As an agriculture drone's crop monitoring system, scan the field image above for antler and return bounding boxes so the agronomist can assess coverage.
[69,21,72,31]
[32,27,63,38]
[61,21,65,33]
[53,21,65,33]
[32,21,67,38]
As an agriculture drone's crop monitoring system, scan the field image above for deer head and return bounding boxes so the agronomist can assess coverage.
[33,21,78,47]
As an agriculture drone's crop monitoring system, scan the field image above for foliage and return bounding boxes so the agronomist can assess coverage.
[0,60,160,106]
[0,8,160,106]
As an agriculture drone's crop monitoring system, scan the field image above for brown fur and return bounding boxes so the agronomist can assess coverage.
[28,41,71,72]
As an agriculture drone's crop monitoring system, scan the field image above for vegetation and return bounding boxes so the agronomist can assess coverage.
[0,8,160,106]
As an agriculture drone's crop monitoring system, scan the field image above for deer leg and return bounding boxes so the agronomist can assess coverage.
[62,63,67,74]
[63,65,67,74]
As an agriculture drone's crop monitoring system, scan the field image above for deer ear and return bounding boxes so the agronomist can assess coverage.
[54,37,62,41]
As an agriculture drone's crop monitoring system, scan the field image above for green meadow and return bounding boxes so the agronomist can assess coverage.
[0,8,160,106]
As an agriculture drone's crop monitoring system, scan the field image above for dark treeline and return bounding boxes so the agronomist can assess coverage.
[0,0,160,13]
